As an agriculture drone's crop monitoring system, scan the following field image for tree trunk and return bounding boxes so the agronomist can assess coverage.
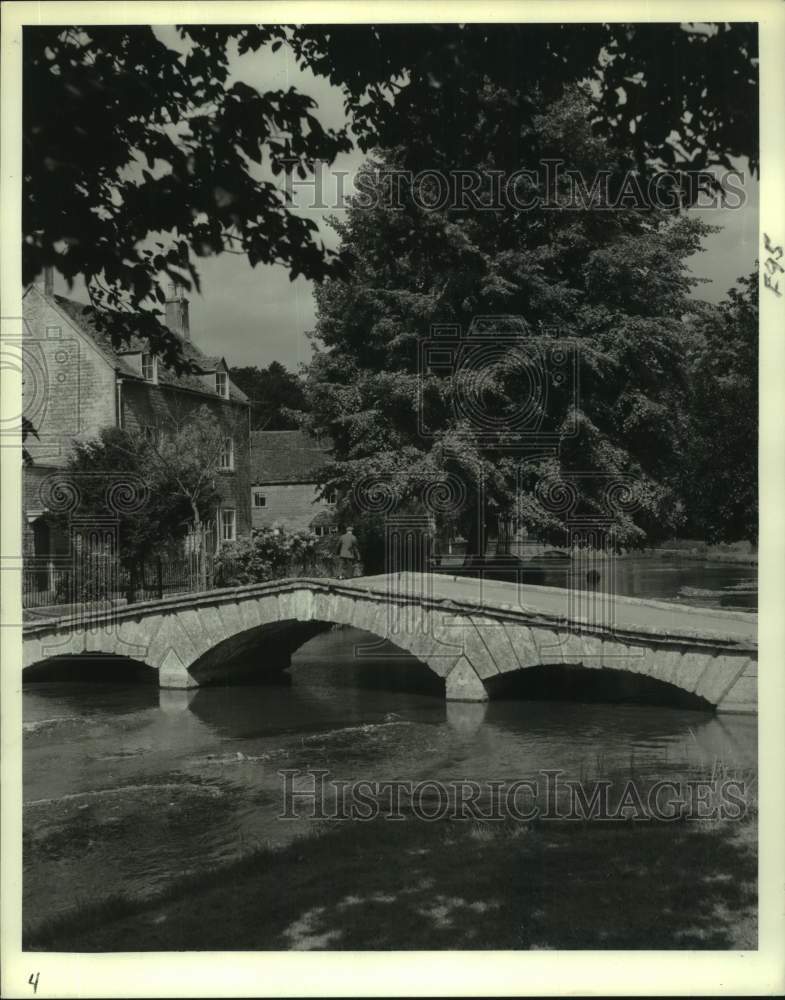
[462,502,486,573]
[191,502,207,592]
[125,561,138,604]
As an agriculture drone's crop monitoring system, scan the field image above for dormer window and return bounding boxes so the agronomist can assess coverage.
[141,353,157,383]
[216,371,228,398]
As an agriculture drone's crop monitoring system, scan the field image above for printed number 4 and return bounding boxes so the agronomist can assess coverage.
[29,972,40,994]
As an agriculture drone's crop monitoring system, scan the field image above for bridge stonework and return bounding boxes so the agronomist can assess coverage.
[22,576,758,714]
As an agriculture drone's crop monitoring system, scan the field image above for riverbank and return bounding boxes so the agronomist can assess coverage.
[505,540,758,565]
[644,540,757,565]
[649,550,758,565]
[25,813,757,951]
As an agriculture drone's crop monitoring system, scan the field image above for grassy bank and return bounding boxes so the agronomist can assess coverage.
[25,814,756,951]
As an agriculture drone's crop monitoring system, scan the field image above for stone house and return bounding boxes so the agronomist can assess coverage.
[250,430,337,535]
[22,275,252,581]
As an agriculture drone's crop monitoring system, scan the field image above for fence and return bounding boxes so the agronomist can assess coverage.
[21,548,332,611]
[22,553,219,611]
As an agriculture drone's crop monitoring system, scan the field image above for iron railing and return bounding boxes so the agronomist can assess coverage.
[21,550,330,611]
[22,554,218,610]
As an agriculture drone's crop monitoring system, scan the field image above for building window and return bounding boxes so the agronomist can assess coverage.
[253,488,267,508]
[216,371,228,398]
[220,437,234,471]
[325,489,337,506]
[141,353,157,382]
[220,508,236,543]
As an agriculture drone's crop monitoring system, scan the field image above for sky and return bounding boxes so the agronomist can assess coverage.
[51,31,759,373]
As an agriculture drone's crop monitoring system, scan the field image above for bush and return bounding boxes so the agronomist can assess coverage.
[214,527,335,586]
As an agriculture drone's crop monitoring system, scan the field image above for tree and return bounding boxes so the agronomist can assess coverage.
[140,404,244,588]
[25,23,757,363]
[57,405,239,592]
[298,89,715,567]
[229,362,308,429]
[54,425,209,601]
[287,22,758,176]
[681,272,758,544]
[24,25,351,367]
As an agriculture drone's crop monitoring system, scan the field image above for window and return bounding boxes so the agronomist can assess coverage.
[253,488,267,508]
[220,508,236,543]
[142,425,160,447]
[141,353,157,382]
[219,437,234,471]
[325,489,337,506]
[215,371,228,398]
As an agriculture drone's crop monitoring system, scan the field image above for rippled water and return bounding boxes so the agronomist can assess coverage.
[23,626,757,928]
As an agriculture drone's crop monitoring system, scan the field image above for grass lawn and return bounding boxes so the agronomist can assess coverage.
[25,813,757,952]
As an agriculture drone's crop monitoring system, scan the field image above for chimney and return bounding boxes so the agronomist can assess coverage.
[43,266,54,298]
[164,284,190,341]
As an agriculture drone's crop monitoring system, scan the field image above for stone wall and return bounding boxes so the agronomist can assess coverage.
[22,288,117,465]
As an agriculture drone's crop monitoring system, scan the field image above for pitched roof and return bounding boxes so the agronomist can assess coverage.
[251,430,332,484]
[41,289,248,404]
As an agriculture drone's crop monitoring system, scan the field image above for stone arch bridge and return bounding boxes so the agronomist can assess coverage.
[22,573,757,713]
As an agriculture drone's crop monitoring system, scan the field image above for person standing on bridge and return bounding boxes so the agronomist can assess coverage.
[336,526,361,579]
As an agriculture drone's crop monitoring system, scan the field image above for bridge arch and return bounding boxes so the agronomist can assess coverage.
[483,661,714,711]
[22,585,463,691]
[21,579,757,713]
[24,651,157,685]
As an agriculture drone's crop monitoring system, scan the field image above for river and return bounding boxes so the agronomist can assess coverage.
[494,552,755,609]
[23,616,757,930]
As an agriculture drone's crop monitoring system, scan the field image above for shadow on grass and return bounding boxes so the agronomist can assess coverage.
[25,816,756,951]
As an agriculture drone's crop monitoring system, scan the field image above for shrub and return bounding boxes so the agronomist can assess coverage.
[214,527,334,586]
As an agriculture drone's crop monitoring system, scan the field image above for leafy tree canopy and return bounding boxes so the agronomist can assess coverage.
[56,404,235,568]
[289,21,758,175]
[25,22,757,365]
[229,361,308,429]
[681,271,758,544]
[298,90,717,552]
[24,24,351,366]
